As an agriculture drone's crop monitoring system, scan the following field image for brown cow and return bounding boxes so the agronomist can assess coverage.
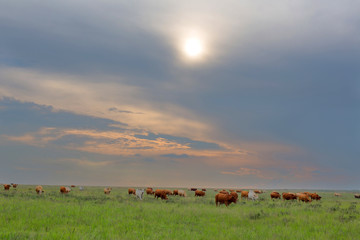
[35,185,44,194]
[154,189,168,200]
[202,188,206,192]
[104,187,112,194]
[164,189,173,195]
[298,193,312,203]
[236,190,242,193]
[190,188,197,191]
[4,184,11,190]
[178,190,186,197]
[12,184,18,188]
[241,191,249,200]
[195,190,205,197]
[215,193,237,207]
[302,192,312,197]
[310,193,321,201]
[128,188,136,195]
[60,186,70,194]
[173,189,179,195]
[146,188,154,195]
[230,191,238,203]
[219,190,229,194]
[334,192,341,197]
[71,185,76,188]
[270,191,281,199]
[254,190,263,194]
[354,194,360,199]
[282,192,297,200]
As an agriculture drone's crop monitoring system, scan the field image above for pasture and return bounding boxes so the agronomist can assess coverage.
[0,186,359,240]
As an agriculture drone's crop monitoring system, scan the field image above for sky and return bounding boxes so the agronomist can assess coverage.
[0,0,359,189]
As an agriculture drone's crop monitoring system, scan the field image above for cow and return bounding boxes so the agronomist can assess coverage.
[164,189,173,196]
[215,192,237,207]
[104,187,112,194]
[173,189,179,195]
[71,185,76,188]
[302,192,312,197]
[136,189,145,200]
[254,190,263,194]
[190,188,197,191]
[241,191,249,200]
[195,190,205,197]
[310,193,321,201]
[236,190,242,193]
[334,193,341,197]
[282,192,297,200]
[229,189,235,192]
[298,193,312,203]
[248,190,259,201]
[146,188,154,195]
[154,189,168,200]
[270,191,281,199]
[128,188,136,195]
[3,184,11,190]
[60,186,70,194]
[354,194,360,199]
[35,185,44,195]
[230,191,238,203]
[178,190,187,197]
[202,188,207,192]
[219,190,229,194]
[12,184,18,188]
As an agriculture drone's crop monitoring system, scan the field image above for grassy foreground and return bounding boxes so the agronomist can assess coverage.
[0,186,359,240]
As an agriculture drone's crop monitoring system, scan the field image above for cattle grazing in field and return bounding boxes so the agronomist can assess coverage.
[104,187,112,194]
[334,193,341,197]
[154,189,168,200]
[146,188,154,195]
[195,190,205,197]
[298,193,312,203]
[136,189,145,200]
[12,184,18,188]
[254,190,263,194]
[190,188,197,191]
[270,192,281,199]
[215,192,237,207]
[71,185,76,188]
[4,184,11,190]
[282,192,297,200]
[202,188,206,191]
[241,191,249,200]
[354,194,360,199]
[178,190,187,197]
[310,193,321,201]
[60,186,71,194]
[128,188,136,195]
[248,190,259,201]
[173,189,179,195]
[35,185,44,195]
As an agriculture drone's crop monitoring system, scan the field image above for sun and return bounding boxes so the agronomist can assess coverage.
[183,38,203,58]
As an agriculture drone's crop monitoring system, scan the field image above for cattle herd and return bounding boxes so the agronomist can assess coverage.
[2,184,360,206]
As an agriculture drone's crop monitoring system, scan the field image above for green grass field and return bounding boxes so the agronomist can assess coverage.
[0,186,359,239]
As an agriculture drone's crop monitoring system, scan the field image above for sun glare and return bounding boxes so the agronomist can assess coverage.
[184,38,203,58]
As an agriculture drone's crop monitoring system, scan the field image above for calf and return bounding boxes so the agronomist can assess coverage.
[154,189,168,200]
[298,193,312,203]
[3,184,11,190]
[128,188,136,195]
[270,191,281,199]
[136,189,145,200]
[104,187,112,194]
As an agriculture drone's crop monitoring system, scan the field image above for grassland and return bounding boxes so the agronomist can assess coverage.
[0,186,359,240]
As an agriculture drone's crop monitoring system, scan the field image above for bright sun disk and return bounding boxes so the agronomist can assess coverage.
[184,38,203,58]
